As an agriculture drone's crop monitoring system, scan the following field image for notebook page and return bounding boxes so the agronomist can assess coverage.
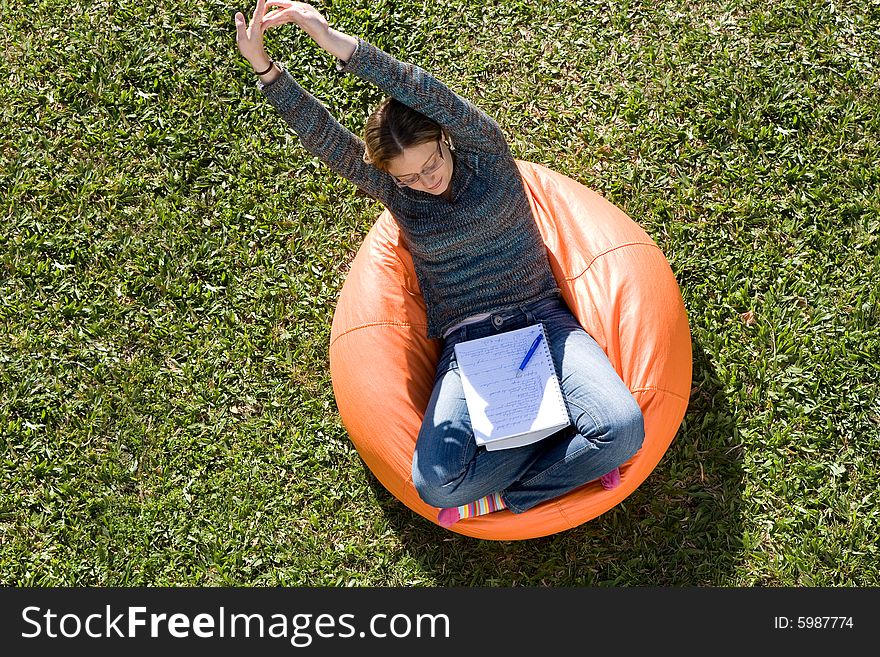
[454,324,569,445]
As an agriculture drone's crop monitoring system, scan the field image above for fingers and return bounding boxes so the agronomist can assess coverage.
[244,0,265,30]
[261,5,296,30]
[236,9,257,35]
[263,0,293,22]
[261,8,282,30]
[238,1,292,34]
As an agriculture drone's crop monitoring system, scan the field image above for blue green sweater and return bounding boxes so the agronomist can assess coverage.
[257,36,559,339]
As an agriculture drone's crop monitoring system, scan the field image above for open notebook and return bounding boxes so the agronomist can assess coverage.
[454,323,570,451]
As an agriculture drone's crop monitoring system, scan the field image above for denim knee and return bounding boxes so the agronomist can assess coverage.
[605,395,645,465]
[411,449,465,509]
[411,462,469,509]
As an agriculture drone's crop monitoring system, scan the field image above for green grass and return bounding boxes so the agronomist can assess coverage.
[1,0,878,586]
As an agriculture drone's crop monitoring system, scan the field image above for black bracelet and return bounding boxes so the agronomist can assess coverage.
[253,60,274,75]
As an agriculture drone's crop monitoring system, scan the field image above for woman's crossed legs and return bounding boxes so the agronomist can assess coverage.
[412,294,644,517]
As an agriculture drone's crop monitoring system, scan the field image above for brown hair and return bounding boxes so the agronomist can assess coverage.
[362,97,444,172]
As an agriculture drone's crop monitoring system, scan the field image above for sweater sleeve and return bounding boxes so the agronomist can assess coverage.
[257,62,393,202]
[335,37,510,155]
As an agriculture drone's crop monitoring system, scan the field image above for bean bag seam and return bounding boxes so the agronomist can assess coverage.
[629,385,689,403]
[554,499,577,529]
[565,241,662,282]
[330,321,430,348]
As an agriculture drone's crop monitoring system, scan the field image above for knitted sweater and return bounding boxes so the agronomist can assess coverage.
[257,36,559,339]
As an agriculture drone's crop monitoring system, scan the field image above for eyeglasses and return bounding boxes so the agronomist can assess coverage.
[392,140,445,187]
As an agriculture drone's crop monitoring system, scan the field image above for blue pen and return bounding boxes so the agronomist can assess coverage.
[516,332,544,377]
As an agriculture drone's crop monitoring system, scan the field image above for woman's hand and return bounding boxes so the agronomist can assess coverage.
[235,1,355,71]
[261,1,330,40]
[234,0,273,67]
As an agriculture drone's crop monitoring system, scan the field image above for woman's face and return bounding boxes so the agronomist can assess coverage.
[386,138,453,195]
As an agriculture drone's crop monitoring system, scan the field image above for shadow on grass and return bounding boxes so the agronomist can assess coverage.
[363,337,744,586]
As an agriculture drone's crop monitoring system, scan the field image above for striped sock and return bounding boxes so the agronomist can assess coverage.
[438,493,507,528]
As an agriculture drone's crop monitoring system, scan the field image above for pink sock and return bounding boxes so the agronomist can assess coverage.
[600,467,621,490]
[438,507,460,528]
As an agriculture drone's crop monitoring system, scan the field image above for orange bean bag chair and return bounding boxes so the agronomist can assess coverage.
[329,160,691,540]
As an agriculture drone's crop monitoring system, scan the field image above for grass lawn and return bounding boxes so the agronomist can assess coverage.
[1,0,878,586]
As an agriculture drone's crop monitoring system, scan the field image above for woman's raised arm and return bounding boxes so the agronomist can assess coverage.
[260,2,510,156]
[235,1,391,201]
[260,2,358,64]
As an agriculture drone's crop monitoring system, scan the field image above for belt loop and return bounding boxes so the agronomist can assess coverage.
[525,308,536,325]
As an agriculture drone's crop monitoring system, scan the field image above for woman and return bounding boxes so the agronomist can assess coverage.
[235,1,645,528]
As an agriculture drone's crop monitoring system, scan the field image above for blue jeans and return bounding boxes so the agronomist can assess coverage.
[411,292,645,514]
